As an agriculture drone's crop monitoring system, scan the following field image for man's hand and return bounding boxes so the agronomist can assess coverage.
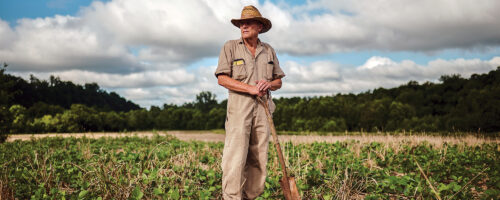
[218,75,266,97]
[249,85,266,97]
[255,80,271,92]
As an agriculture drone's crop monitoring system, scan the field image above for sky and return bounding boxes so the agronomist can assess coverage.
[1,0,500,108]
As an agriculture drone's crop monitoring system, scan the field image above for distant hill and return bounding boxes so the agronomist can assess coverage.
[0,64,140,112]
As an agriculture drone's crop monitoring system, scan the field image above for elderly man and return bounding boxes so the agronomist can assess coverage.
[214,5,286,200]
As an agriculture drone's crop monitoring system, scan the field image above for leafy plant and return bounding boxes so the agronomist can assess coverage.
[0,135,498,199]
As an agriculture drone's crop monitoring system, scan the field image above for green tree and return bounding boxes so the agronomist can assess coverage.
[31,114,59,133]
[9,105,28,133]
[386,101,416,131]
[359,98,391,132]
[194,91,218,113]
[127,109,152,130]
[321,118,347,132]
[101,111,126,131]
[0,63,12,141]
[206,107,226,129]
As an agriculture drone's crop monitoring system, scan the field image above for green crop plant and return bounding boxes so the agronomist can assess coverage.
[0,135,498,199]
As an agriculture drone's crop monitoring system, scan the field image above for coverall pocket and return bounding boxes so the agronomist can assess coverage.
[232,64,247,81]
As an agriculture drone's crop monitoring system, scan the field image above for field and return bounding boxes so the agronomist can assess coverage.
[1,132,499,199]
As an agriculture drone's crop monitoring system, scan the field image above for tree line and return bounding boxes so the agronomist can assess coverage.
[0,63,139,112]
[273,69,500,133]
[1,63,499,140]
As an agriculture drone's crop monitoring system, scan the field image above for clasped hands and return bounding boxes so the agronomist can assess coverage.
[250,80,271,97]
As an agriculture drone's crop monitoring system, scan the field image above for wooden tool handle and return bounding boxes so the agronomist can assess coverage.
[258,96,301,200]
[257,97,290,179]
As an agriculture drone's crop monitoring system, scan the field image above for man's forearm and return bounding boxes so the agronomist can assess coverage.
[217,75,261,95]
[269,78,282,91]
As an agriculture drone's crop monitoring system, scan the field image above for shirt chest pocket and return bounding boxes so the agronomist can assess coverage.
[265,61,274,81]
[264,50,275,81]
[231,59,247,81]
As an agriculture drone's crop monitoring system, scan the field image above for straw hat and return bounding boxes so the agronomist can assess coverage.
[231,5,272,33]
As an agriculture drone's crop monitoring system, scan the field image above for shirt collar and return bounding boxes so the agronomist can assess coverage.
[239,38,263,46]
[239,37,265,58]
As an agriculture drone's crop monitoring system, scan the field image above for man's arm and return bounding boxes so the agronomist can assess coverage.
[269,78,282,91]
[255,78,282,92]
[217,75,265,96]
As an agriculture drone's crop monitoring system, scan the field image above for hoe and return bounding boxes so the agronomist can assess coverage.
[258,97,301,200]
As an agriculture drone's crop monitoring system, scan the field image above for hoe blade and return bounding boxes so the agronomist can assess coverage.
[280,176,301,200]
[288,176,300,200]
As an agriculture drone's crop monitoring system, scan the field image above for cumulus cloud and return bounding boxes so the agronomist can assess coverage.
[126,56,500,107]
[2,0,500,107]
[0,20,16,48]
[286,61,342,82]
[0,0,248,73]
[276,56,500,97]
[116,87,188,107]
[11,64,227,108]
[113,65,229,107]
[359,56,395,70]
[12,69,196,88]
[80,0,241,62]
[265,0,500,54]
[2,0,500,73]
[10,56,499,108]
[0,16,141,73]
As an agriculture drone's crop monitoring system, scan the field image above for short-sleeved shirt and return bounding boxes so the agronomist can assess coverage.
[214,38,285,87]
[214,38,285,115]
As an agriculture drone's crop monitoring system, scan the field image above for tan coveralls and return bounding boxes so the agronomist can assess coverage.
[214,38,285,199]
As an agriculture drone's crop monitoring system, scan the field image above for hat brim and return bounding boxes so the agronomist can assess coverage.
[231,17,272,33]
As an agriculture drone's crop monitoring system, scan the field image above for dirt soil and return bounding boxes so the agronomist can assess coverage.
[6,131,499,146]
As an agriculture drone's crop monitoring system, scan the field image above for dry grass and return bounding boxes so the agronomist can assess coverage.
[0,179,15,200]
[7,131,499,147]
[334,168,368,200]
[280,134,499,147]
[2,132,497,199]
[6,131,170,142]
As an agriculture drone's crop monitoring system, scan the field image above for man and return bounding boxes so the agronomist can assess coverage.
[214,5,285,200]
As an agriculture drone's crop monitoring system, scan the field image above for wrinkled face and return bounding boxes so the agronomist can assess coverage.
[239,20,263,39]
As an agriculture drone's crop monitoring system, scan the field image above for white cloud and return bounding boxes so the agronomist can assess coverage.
[80,0,241,63]
[12,69,195,88]
[130,56,500,107]
[265,0,500,54]
[286,61,342,82]
[0,0,247,73]
[10,56,499,108]
[115,65,228,107]
[359,56,395,70]
[0,16,141,73]
[0,20,16,48]
[2,0,499,74]
[2,0,500,107]
[276,56,500,97]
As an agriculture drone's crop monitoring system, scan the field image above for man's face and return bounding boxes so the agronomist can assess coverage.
[239,20,262,39]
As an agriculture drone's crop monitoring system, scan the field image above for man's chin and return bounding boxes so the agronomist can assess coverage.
[242,34,257,39]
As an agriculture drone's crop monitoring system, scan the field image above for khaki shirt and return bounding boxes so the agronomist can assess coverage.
[215,38,285,88]
[215,38,285,84]
[214,38,285,114]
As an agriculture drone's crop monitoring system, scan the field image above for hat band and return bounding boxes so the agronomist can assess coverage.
[241,15,260,19]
